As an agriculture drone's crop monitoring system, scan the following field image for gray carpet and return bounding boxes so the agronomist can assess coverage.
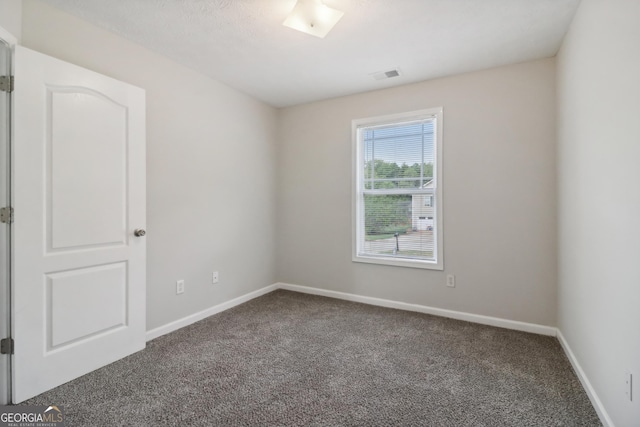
[24,290,600,426]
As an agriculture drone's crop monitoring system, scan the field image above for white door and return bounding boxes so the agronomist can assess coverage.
[417,217,428,231]
[12,46,146,403]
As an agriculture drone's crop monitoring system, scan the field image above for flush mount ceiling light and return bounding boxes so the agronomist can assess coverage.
[283,0,344,38]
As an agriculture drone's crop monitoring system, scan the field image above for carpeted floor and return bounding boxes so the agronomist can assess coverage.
[24,290,601,426]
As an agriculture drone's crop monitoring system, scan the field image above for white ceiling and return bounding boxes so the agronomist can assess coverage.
[41,0,580,107]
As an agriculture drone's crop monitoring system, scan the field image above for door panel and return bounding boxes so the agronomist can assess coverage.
[13,46,146,403]
[48,88,128,251]
[47,262,127,349]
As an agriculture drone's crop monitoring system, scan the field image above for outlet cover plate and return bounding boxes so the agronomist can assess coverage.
[446,274,455,288]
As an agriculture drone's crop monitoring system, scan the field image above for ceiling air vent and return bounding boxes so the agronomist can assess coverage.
[371,68,401,81]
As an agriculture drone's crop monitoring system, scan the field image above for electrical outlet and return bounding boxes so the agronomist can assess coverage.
[446,274,455,288]
[212,271,219,284]
[626,372,633,401]
[176,279,185,295]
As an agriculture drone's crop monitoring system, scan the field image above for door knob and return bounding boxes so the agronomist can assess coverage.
[134,229,146,237]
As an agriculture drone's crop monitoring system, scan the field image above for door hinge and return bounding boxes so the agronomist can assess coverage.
[0,75,13,93]
[0,207,13,224]
[0,338,13,355]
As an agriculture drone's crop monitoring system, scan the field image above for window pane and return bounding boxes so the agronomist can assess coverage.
[362,194,435,261]
[363,121,434,190]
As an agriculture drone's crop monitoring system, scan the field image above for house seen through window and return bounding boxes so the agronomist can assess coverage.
[353,108,443,270]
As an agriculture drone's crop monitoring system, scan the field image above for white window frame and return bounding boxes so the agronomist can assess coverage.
[352,107,444,270]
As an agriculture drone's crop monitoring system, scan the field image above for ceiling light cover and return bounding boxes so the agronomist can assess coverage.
[283,0,344,38]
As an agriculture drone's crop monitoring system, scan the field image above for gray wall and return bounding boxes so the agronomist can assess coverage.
[21,1,278,331]
[0,0,21,41]
[277,58,558,326]
[557,0,640,425]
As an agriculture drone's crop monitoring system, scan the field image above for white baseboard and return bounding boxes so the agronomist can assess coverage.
[276,282,557,336]
[146,283,278,341]
[556,330,614,427]
[147,281,557,342]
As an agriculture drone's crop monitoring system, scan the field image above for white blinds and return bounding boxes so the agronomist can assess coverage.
[363,120,435,191]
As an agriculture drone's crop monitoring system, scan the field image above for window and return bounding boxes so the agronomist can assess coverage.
[424,195,434,207]
[352,108,443,270]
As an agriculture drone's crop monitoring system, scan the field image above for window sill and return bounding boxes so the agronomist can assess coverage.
[353,254,443,270]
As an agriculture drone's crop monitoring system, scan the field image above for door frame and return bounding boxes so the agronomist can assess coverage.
[0,24,16,406]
